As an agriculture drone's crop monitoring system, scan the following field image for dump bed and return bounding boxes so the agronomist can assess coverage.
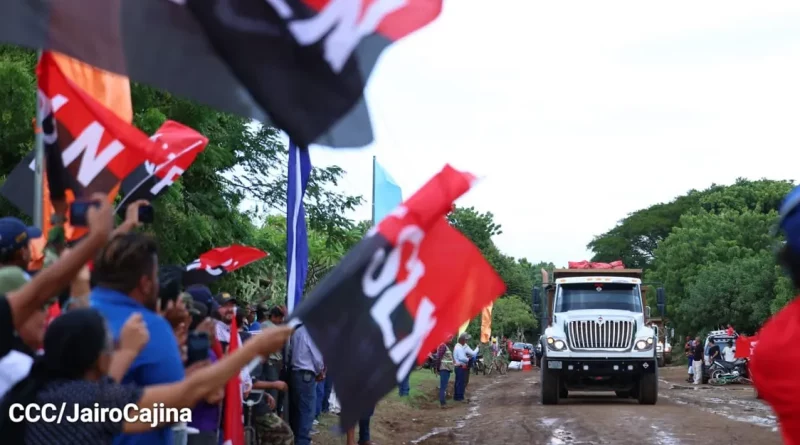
[552,268,643,280]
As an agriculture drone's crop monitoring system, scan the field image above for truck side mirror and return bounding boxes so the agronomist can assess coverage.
[656,287,666,317]
[532,287,541,314]
[646,307,651,318]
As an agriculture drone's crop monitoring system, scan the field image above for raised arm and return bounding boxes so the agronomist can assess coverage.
[6,194,112,329]
[122,325,292,434]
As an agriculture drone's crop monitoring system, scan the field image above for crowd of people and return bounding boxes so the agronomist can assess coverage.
[0,197,375,445]
[683,325,738,385]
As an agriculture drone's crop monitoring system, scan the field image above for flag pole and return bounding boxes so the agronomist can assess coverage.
[371,155,376,225]
[32,50,44,230]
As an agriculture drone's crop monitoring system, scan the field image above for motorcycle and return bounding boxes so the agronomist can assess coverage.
[708,358,750,385]
[472,353,486,375]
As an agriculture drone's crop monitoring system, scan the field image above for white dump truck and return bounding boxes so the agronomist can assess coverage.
[532,268,666,405]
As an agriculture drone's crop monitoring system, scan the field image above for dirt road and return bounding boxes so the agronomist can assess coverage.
[414,367,780,445]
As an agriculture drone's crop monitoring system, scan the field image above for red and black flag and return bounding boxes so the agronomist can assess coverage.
[36,51,170,200]
[290,165,506,430]
[0,0,442,148]
[117,120,208,215]
[183,245,268,287]
[1,52,170,224]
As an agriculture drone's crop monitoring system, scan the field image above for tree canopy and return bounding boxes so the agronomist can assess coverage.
[588,178,796,336]
[448,206,553,341]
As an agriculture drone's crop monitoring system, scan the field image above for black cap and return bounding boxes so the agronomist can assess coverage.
[215,292,238,306]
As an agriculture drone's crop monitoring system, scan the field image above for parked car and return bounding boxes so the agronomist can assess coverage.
[509,342,534,362]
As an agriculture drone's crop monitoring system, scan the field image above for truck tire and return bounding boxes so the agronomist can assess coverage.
[540,359,560,405]
[665,355,672,365]
[559,386,568,399]
[657,357,665,368]
[638,372,658,405]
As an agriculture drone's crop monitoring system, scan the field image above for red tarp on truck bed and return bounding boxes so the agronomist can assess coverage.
[568,260,625,269]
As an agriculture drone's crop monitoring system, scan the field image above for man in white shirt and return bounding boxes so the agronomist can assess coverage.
[452,333,476,402]
[722,340,736,362]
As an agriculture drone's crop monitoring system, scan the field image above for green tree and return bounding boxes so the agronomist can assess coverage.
[679,253,778,334]
[589,179,796,335]
[588,179,794,270]
[491,295,538,340]
[447,206,502,253]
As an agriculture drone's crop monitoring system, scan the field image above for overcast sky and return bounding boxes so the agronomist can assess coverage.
[307,0,800,267]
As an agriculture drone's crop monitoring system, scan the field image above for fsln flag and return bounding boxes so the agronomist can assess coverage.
[1,52,170,236]
[36,52,170,200]
[373,157,403,223]
[28,52,133,268]
[290,165,506,430]
[0,0,443,148]
[286,142,312,315]
[118,120,209,214]
[183,245,268,287]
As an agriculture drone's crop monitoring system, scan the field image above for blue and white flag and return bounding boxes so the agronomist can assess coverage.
[373,157,403,223]
[286,142,312,315]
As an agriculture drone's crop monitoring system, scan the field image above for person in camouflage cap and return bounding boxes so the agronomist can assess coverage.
[253,408,293,445]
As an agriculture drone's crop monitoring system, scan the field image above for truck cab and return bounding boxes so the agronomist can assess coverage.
[532,268,666,405]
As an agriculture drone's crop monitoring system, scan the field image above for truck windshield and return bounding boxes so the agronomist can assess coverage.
[556,282,642,312]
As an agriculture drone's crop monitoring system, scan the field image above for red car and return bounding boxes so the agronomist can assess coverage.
[509,342,534,362]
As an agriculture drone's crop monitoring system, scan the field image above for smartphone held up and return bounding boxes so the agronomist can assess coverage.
[70,200,155,227]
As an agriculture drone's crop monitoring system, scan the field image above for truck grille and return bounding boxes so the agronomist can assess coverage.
[567,319,634,350]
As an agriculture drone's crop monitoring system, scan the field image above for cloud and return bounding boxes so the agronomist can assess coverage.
[308,0,800,267]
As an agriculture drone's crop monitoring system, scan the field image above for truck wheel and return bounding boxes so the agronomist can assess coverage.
[657,357,665,368]
[638,372,658,405]
[665,355,672,365]
[615,390,631,398]
[559,386,568,399]
[540,359,560,405]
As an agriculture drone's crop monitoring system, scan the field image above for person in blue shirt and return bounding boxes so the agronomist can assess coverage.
[91,232,186,445]
[249,305,266,332]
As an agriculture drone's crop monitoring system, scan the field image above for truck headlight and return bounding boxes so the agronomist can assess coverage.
[634,337,654,351]
[546,337,567,351]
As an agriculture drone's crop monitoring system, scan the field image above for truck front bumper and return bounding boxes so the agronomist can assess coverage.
[545,357,656,375]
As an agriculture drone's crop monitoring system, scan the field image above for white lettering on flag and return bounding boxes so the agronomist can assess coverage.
[150,166,185,195]
[389,297,436,382]
[274,0,407,73]
[364,224,426,350]
[30,91,70,170]
[60,122,124,187]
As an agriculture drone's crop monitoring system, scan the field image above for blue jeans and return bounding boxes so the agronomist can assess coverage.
[321,377,333,413]
[315,379,325,417]
[398,374,410,396]
[290,370,317,445]
[358,407,375,443]
[439,370,451,406]
[454,367,466,401]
